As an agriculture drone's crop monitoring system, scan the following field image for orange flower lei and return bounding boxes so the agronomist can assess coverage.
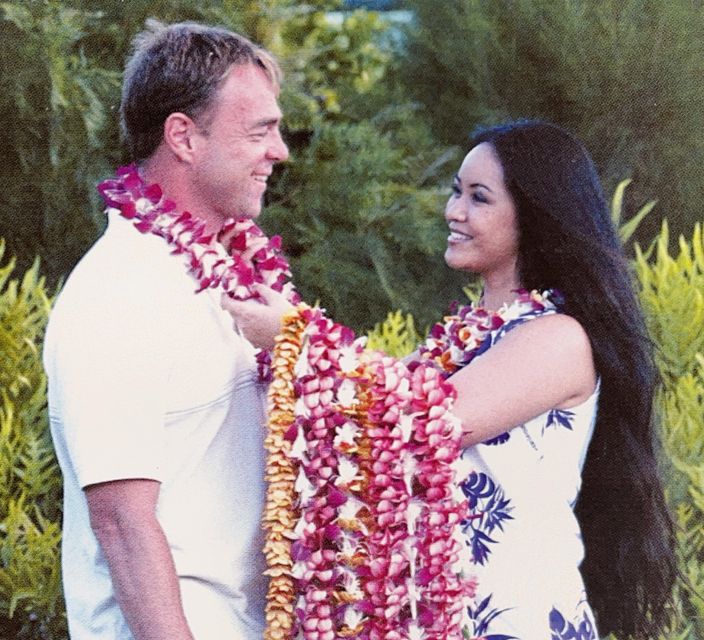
[263,306,310,640]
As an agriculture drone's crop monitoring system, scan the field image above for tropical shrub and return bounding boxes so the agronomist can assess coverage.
[261,2,469,330]
[0,0,120,283]
[366,308,421,357]
[634,223,704,640]
[0,240,64,639]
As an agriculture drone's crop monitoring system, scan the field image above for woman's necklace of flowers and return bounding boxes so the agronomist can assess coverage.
[261,291,557,640]
[418,290,559,378]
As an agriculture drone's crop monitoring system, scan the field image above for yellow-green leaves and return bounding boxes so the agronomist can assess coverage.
[0,241,64,638]
[366,309,420,358]
[611,178,657,244]
[635,221,704,639]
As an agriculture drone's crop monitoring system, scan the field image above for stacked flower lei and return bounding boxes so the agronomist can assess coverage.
[264,307,477,640]
[262,308,309,640]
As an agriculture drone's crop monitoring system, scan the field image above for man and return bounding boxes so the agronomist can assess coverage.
[43,20,288,640]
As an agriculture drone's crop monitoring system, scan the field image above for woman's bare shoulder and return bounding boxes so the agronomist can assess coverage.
[504,312,592,356]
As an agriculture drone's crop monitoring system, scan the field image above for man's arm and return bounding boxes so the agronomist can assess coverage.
[85,479,194,640]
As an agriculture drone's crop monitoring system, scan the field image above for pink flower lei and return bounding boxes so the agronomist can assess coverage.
[97,164,301,304]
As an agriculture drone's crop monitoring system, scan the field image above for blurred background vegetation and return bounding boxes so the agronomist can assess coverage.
[5,0,704,330]
[0,0,702,638]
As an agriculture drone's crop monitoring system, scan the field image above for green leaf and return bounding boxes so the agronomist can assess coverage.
[610,177,632,227]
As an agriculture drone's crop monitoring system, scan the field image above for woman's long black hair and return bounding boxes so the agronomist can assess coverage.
[471,120,677,639]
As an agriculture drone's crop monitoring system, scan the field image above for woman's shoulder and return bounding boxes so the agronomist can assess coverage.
[494,312,596,407]
[452,310,597,446]
[496,312,593,373]
[508,311,590,349]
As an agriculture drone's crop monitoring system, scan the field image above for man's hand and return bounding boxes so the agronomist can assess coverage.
[221,284,295,350]
[86,479,195,640]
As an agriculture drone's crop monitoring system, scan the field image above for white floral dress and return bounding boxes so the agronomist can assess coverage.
[456,305,600,640]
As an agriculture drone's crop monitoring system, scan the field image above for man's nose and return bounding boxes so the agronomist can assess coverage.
[269,130,289,162]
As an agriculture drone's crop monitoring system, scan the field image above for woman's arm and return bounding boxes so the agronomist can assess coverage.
[222,288,597,449]
[450,313,597,448]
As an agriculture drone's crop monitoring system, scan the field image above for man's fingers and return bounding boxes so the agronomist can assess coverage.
[251,283,280,304]
[220,293,257,317]
[220,292,238,312]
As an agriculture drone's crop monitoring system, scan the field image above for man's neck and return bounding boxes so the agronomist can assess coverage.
[141,154,225,235]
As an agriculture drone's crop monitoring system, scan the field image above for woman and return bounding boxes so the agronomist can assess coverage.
[224,120,676,639]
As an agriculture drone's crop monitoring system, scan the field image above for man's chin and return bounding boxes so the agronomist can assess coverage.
[232,207,262,222]
[241,197,264,220]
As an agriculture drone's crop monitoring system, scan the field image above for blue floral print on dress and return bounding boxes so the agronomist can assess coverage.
[483,431,511,446]
[466,594,518,640]
[545,408,575,433]
[549,607,598,640]
[460,472,513,565]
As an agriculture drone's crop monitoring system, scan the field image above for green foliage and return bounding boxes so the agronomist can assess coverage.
[366,309,420,357]
[257,2,468,330]
[0,0,121,283]
[400,0,704,243]
[265,116,466,330]
[634,223,704,639]
[611,179,657,245]
[276,5,391,123]
[636,223,704,383]
[0,241,65,639]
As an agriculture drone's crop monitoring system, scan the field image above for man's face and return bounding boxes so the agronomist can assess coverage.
[190,63,288,222]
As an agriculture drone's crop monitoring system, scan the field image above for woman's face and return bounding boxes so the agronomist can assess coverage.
[444,143,520,281]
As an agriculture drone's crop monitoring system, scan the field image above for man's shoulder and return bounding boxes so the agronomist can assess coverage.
[63,215,190,297]
[48,215,195,340]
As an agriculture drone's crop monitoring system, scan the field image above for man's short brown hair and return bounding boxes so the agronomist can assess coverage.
[120,20,281,162]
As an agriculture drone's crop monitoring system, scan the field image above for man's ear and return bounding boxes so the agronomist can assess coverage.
[163,112,199,163]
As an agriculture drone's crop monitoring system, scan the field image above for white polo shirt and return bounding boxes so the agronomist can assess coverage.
[43,211,268,639]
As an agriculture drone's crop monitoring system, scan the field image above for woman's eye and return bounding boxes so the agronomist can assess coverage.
[472,191,488,204]
[451,184,461,197]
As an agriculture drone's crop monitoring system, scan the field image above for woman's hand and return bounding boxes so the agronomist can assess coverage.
[220,284,295,350]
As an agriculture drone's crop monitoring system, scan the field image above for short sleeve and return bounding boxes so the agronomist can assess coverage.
[45,226,176,488]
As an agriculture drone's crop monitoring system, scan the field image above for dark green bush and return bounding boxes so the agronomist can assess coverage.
[400,0,704,245]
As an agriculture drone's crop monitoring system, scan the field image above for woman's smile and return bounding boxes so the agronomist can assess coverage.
[448,229,474,244]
